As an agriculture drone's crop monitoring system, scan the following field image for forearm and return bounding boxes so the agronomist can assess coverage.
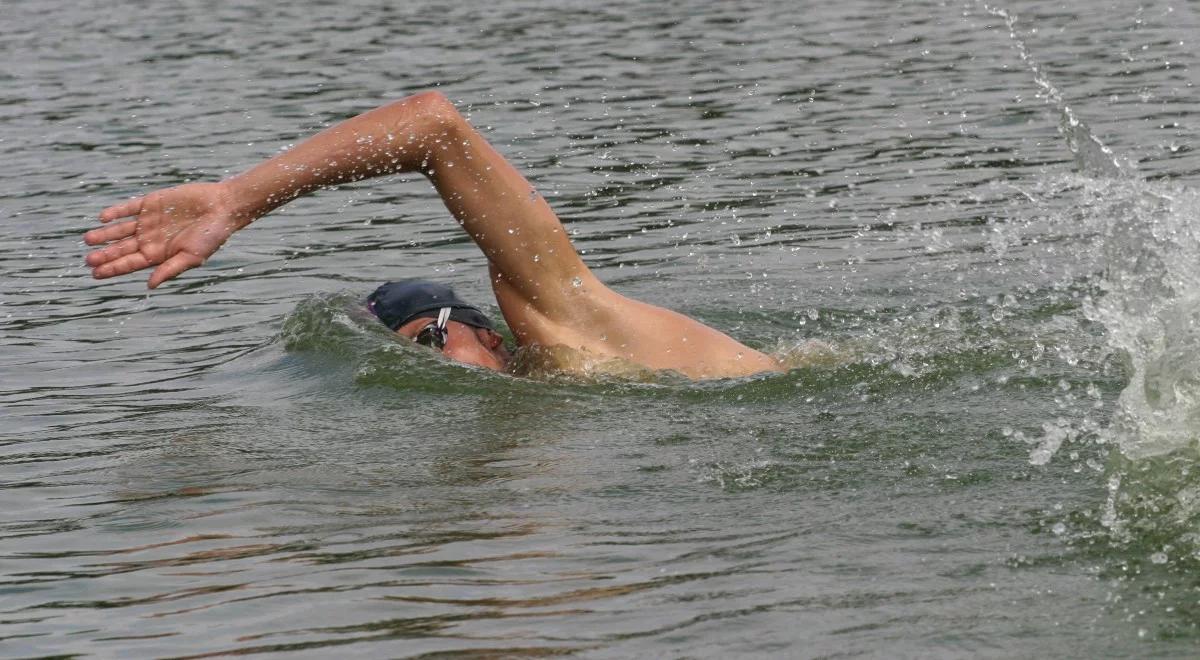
[85,90,587,294]
[223,91,461,223]
[224,90,588,298]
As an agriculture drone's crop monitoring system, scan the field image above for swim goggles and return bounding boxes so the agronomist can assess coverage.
[414,307,452,351]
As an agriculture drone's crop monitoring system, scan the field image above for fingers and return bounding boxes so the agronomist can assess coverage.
[92,252,154,280]
[88,243,204,288]
[85,237,139,267]
[99,197,145,223]
[148,252,204,289]
[84,219,137,246]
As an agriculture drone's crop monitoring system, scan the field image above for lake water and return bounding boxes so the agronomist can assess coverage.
[5,0,1200,656]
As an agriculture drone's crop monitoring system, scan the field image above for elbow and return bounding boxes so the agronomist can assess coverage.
[407,90,469,134]
[409,89,453,108]
[384,91,477,178]
[396,91,472,174]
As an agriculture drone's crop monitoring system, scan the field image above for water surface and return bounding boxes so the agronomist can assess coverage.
[4,0,1200,656]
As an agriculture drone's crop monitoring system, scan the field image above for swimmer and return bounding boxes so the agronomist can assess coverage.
[85,92,782,379]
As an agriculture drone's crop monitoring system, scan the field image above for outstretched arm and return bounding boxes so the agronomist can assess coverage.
[86,91,784,378]
[86,91,594,303]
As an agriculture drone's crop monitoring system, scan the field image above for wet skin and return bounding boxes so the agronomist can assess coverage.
[85,91,781,379]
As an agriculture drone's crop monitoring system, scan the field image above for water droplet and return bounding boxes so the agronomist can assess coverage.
[571,277,582,288]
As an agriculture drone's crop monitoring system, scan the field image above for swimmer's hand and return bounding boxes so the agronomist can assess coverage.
[85,182,249,288]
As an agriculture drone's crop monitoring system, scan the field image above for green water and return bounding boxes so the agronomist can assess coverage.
[4,0,1200,656]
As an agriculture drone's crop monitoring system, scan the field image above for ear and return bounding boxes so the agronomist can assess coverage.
[480,328,505,349]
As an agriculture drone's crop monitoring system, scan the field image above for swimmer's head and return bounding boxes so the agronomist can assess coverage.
[367,280,509,371]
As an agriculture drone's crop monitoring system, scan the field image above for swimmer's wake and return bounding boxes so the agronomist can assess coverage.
[983,4,1200,558]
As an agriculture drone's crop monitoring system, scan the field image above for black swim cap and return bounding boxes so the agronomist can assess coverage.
[367,280,495,331]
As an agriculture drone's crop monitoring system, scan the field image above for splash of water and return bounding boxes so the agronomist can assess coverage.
[983,5,1130,179]
[984,5,1200,570]
[1084,182,1200,461]
[983,4,1200,461]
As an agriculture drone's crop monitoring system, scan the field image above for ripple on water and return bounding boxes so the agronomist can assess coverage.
[5,0,1200,655]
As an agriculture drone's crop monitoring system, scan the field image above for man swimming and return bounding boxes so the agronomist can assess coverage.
[84,91,782,379]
